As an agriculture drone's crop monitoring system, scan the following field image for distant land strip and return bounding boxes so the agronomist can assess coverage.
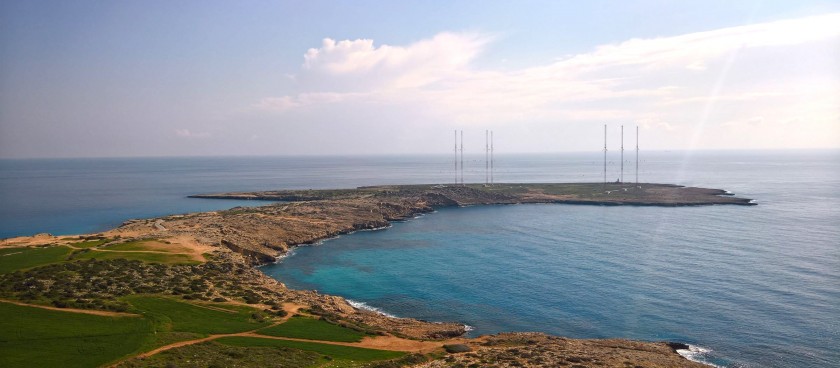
[190,182,756,207]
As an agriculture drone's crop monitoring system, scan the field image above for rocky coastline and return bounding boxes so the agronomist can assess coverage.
[182,183,753,264]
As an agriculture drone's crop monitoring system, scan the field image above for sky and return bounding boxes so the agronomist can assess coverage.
[1,0,838,158]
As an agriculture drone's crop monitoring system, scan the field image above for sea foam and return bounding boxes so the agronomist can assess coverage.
[346,299,400,319]
[676,345,723,368]
[346,299,472,333]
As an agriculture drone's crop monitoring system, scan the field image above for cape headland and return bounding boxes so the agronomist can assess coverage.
[186,183,754,263]
[0,183,751,367]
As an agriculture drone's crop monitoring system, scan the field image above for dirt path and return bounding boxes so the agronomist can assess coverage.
[132,335,223,360]
[132,329,455,361]
[120,302,463,365]
[91,249,194,255]
[280,302,305,318]
[234,332,453,353]
[126,303,307,360]
[188,303,238,314]
[0,299,141,317]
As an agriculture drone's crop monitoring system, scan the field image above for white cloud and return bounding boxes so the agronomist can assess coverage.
[255,13,840,150]
[254,92,363,112]
[174,129,211,138]
[686,61,707,71]
[554,13,840,72]
[296,32,491,91]
[254,96,299,112]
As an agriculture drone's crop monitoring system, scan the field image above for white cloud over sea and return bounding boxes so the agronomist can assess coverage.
[255,13,840,151]
[174,129,211,139]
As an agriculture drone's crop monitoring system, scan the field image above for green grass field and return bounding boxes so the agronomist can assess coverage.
[117,341,324,368]
[0,295,406,367]
[257,316,368,342]
[217,336,405,363]
[0,246,72,274]
[124,295,271,335]
[0,301,153,368]
[72,250,199,265]
[103,239,162,251]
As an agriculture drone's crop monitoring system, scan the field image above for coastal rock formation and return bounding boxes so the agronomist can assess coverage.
[137,183,753,263]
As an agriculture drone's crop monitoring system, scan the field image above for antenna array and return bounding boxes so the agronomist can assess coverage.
[490,130,494,185]
[485,130,489,185]
[460,130,464,185]
[635,125,639,185]
[603,124,607,188]
[454,130,458,184]
[620,125,624,184]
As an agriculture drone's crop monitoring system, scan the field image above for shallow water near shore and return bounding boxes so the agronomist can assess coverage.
[2,150,839,367]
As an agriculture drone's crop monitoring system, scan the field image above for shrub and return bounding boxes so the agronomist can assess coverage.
[444,344,472,353]
[243,294,261,304]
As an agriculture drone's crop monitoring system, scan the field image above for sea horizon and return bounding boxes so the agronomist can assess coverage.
[1,147,838,161]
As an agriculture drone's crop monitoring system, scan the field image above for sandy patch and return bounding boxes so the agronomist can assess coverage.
[88,235,218,262]
[168,235,218,255]
[0,233,62,248]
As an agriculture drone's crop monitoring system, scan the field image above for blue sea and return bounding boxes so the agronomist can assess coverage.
[2,151,839,367]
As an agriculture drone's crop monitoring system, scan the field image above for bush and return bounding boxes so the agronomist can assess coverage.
[243,294,261,304]
[265,308,287,317]
[443,344,472,353]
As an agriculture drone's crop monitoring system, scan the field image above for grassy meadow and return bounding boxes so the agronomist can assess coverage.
[257,315,369,342]
[0,301,153,368]
[217,336,405,364]
[0,294,411,367]
[124,295,271,335]
[0,246,71,273]
[70,249,200,265]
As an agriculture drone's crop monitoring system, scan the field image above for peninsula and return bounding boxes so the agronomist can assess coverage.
[0,183,751,368]
[186,183,754,263]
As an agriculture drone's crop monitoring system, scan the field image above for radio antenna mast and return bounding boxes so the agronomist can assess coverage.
[620,125,624,184]
[490,130,494,185]
[454,130,458,185]
[635,125,639,185]
[460,130,464,185]
[603,124,607,189]
[485,130,489,185]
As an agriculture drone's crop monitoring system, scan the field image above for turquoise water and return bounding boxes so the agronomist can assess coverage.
[2,151,838,367]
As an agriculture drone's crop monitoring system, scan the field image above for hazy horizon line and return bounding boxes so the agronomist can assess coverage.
[2,147,838,161]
